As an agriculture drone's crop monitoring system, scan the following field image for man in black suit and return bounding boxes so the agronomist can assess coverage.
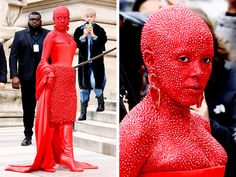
[9,12,49,146]
[0,43,7,90]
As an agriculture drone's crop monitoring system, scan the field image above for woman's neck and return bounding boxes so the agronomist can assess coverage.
[148,89,191,121]
[54,27,67,33]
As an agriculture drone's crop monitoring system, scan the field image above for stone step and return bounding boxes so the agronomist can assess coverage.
[73,131,116,156]
[85,99,117,112]
[104,99,117,111]
[85,108,116,124]
[0,110,117,127]
[0,117,23,127]
[74,120,116,139]
[103,91,116,101]
[0,83,21,102]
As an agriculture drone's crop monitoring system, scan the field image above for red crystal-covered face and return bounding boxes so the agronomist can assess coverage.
[156,40,212,106]
[141,6,214,106]
[53,6,70,32]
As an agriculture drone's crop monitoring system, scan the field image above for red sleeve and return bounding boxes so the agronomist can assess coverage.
[35,32,55,100]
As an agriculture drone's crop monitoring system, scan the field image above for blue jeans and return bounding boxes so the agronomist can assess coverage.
[80,67,106,103]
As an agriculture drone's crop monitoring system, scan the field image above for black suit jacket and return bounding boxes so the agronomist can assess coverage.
[0,43,7,83]
[74,23,107,89]
[9,28,49,81]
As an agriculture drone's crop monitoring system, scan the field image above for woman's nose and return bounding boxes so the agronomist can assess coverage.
[190,61,204,77]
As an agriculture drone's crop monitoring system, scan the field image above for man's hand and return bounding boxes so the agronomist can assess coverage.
[88,27,96,38]
[12,76,20,89]
[190,97,209,121]
[80,28,89,40]
[0,83,5,90]
[46,77,54,89]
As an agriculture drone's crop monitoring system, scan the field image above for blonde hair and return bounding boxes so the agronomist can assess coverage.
[84,8,96,16]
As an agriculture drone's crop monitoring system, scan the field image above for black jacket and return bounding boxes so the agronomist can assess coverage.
[205,60,236,177]
[119,12,149,112]
[9,28,49,81]
[0,43,7,83]
[74,23,107,89]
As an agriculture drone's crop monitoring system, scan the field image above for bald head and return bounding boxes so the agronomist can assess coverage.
[53,6,70,32]
[141,6,213,71]
[141,6,214,107]
[53,6,70,18]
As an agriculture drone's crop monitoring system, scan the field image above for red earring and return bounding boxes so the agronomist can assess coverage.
[149,74,161,107]
[196,94,204,108]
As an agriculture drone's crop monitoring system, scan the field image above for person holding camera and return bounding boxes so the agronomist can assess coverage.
[74,8,107,121]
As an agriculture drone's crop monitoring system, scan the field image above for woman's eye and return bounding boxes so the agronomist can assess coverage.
[202,58,211,63]
[179,56,189,62]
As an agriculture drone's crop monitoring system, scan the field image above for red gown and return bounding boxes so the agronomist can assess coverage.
[138,166,225,177]
[120,92,227,177]
[5,43,97,172]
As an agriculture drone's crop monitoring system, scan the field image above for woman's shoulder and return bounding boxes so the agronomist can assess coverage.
[44,31,56,40]
[120,100,158,133]
[93,23,101,28]
[74,25,84,32]
[47,30,60,37]
[121,103,145,125]
[93,23,105,31]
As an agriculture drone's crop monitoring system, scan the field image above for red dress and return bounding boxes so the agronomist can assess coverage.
[5,43,97,172]
[138,166,225,177]
[120,92,227,177]
[48,45,77,123]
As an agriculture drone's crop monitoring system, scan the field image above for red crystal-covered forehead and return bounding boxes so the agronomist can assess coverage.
[141,6,214,68]
[53,6,70,18]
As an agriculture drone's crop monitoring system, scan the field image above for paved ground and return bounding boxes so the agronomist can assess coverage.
[0,127,117,177]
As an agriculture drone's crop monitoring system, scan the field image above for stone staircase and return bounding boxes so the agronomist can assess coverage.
[73,92,117,157]
[0,83,23,127]
[0,92,117,157]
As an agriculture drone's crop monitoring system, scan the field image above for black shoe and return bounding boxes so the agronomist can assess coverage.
[96,94,105,112]
[78,101,88,121]
[21,137,32,146]
[78,111,86,121]
[78,116,86,121]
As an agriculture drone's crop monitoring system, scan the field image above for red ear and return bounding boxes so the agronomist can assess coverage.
[149,73,158,85]
[143,50,156,73]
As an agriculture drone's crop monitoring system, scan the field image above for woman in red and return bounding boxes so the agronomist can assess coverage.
[120,6,227,177]
[6,6,97,173]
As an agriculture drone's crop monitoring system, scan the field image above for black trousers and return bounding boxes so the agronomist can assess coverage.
[20,79,36,138]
